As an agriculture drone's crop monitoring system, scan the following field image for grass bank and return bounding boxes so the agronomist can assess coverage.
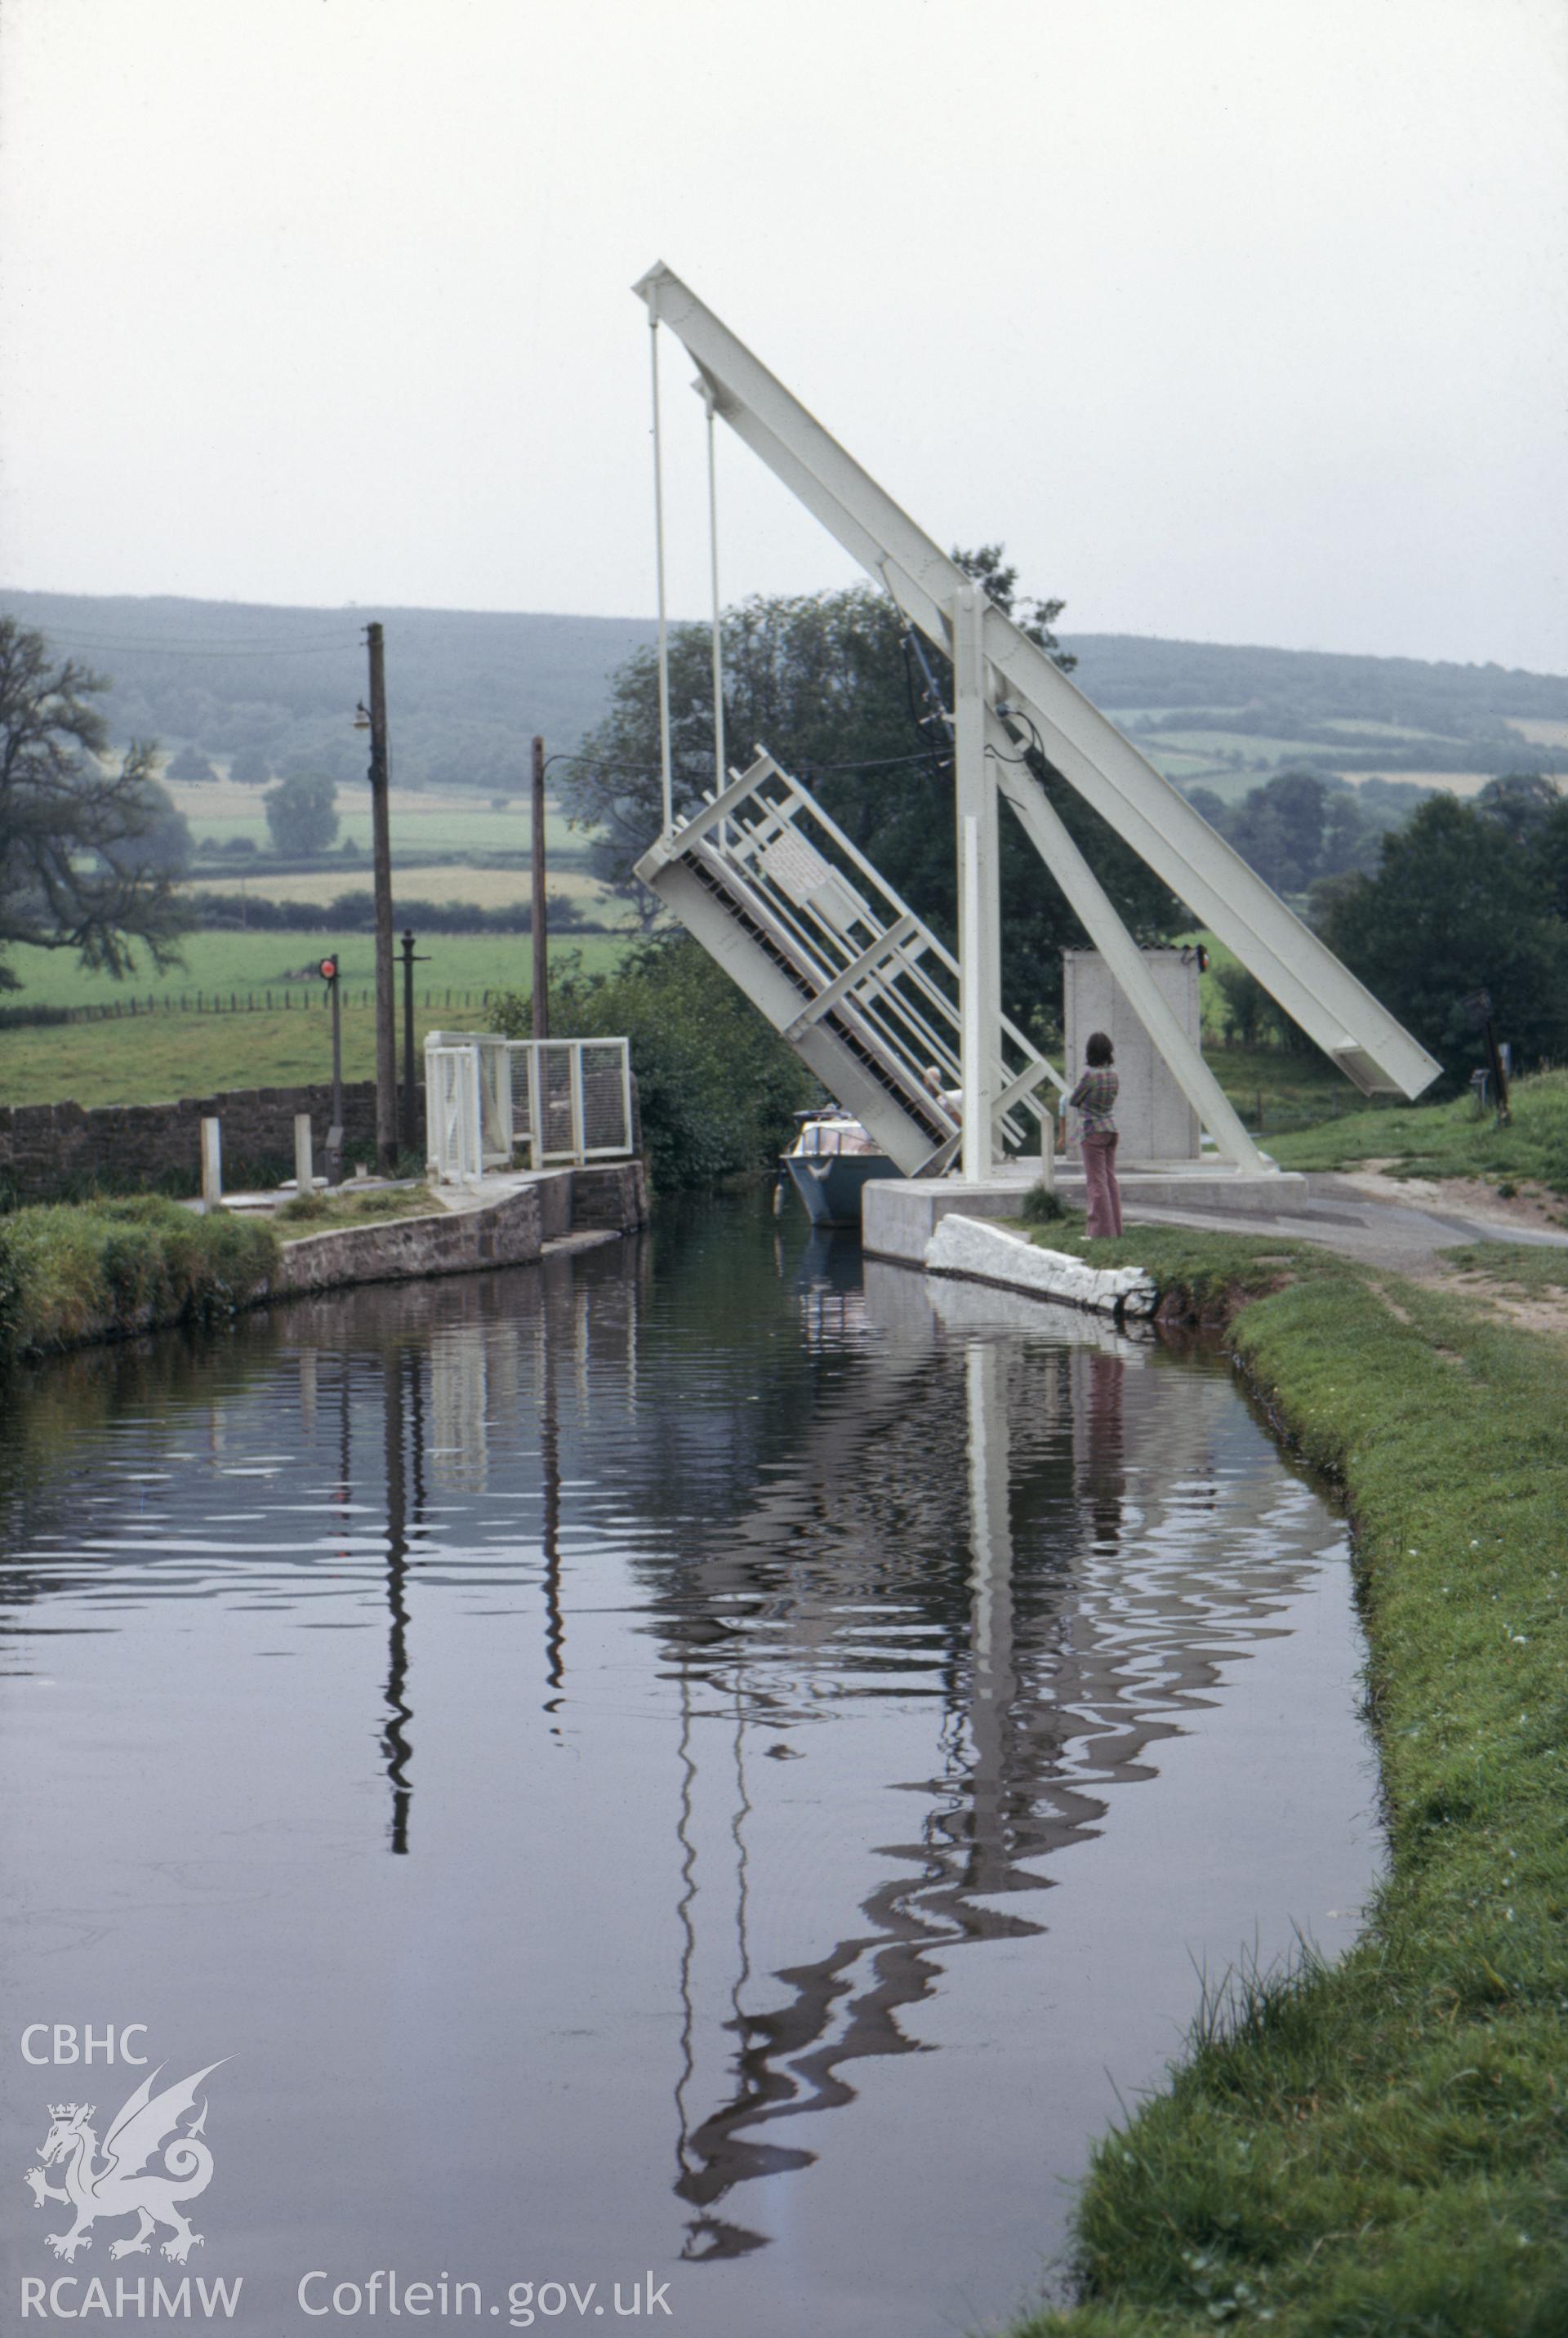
[1269,1066,1568,1196]
[274,1185,445,1229]
[1007,1218,1568,2335]
[0,1196,278,1358]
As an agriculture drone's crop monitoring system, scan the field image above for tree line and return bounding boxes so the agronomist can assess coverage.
[6,597,1564,1114]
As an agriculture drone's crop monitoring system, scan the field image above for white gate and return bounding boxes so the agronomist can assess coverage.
[425,1032,634,1182]
[507,1039,634,1169]
[425,1041,485,1186]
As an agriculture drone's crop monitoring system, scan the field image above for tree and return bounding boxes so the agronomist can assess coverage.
[1320,795,1568,1081]
[561,549,1183,1033]
[1193,768,1386,897]
[263,769,339,857]
[135,781,194,878]
[1472,770,1560,848]
[165,743,216,786]
[0,617,191,989]
[229,743,272,787]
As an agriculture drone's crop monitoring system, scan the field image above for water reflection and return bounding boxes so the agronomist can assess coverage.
[0,1203,1375,2338]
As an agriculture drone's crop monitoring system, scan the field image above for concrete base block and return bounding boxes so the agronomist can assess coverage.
[862,1162,1310,1266]
[924,1213,1158,1317]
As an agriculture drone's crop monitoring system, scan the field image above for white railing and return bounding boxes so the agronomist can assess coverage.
[425,1032,635,1184]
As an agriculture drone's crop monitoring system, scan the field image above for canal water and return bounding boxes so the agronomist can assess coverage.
[0,1199,1379,2336]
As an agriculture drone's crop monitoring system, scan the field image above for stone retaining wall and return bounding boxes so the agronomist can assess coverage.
[570,1160,651,1231]
[0,1080,408,1203]
[269,1162,648,1300]
[272,1184,545,1296]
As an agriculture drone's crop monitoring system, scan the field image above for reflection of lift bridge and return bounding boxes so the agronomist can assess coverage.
[647,1267,1333,2259]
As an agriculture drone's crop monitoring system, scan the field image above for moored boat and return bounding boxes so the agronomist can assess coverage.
[780,1111,904,1228]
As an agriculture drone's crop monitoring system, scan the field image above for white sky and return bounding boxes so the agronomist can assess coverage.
[2,0,1564,670]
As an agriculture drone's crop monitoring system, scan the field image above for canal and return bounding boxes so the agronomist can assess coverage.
[0,1198,1379,2336]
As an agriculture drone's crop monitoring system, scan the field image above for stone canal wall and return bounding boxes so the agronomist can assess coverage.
[0,1080,403,1204]
[268,1161,649,1300]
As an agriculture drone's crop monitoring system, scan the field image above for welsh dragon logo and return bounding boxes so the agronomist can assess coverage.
[24,2061,227,2264]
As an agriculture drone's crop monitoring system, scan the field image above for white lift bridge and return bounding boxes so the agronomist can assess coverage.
[631,263,1440,1180]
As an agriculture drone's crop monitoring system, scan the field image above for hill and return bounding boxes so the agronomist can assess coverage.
[0,589,659,795]
[1062,631,1568,795]
[2,587,1564,799]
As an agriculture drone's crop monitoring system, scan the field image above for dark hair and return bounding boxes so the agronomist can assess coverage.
[1085,1030,1114,1067]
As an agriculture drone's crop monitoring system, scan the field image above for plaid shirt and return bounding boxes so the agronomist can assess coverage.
[1067,1066,1119,1135]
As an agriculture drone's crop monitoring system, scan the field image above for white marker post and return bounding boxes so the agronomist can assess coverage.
[199,1118,222,1214]
[293,1113,314,1197]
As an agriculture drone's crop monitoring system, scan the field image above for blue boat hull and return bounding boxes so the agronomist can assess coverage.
[782,1150,904,1228]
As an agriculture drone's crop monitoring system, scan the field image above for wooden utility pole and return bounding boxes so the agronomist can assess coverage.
[366,624,398,1171]
[531,733,549,1040]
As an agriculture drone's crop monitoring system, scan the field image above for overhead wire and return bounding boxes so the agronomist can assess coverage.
[31,633,363,660]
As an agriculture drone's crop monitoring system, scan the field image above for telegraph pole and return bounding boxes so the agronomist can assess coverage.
[531,733,549,1041]
[366,623,398,1172]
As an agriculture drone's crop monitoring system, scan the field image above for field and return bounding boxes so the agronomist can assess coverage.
[200,862,611,906]
[1098,716,1515,804]
[164,775,590,860]
[163,775,626,913]
[0,932,634,1109]
[1,930,630,1009]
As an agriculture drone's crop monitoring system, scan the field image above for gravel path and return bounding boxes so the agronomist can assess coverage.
[1120,1172,1568,1274]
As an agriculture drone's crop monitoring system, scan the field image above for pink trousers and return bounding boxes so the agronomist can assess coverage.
[1081,1130,1123,1238]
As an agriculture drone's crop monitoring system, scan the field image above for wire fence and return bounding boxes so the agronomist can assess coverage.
[0,988,510,1031]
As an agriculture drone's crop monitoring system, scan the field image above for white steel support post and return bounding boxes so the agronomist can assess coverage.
[954,588,999,1180]
[648,318,675,838]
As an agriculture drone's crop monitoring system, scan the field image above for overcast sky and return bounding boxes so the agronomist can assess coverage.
[2,0,1564,670]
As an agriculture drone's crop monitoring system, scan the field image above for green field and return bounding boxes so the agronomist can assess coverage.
[189,806,590,858]
[1,930,629,1009]
[166,775,593,862]
[0,933,634,1108]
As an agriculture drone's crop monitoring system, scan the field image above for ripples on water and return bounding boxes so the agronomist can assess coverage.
[0,1199,1378,2336]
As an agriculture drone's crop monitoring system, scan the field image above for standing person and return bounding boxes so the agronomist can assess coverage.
[1069,1031,1122,1238]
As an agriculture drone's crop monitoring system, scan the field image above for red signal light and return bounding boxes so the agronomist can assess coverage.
[318,957,337,982]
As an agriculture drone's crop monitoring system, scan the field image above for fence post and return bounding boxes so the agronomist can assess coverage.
[294,1113,314,1196]
[568,1042,586,1166]
[200,1118,223,1214]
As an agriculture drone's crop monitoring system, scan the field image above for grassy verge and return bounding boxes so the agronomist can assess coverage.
[1268,1067,1568,1195]
[1438,1243,1568,1298]
[0,1196,278,1358]
[1008,1222,1568,2336]
[275,1186,446,1229]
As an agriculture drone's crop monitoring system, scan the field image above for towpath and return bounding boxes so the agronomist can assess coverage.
[1120,1170,1568,1275]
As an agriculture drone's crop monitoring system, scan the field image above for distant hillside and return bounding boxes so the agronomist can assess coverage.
[0,590,659,793]
[1062,632,1568,786]
[3,589,1564,795]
